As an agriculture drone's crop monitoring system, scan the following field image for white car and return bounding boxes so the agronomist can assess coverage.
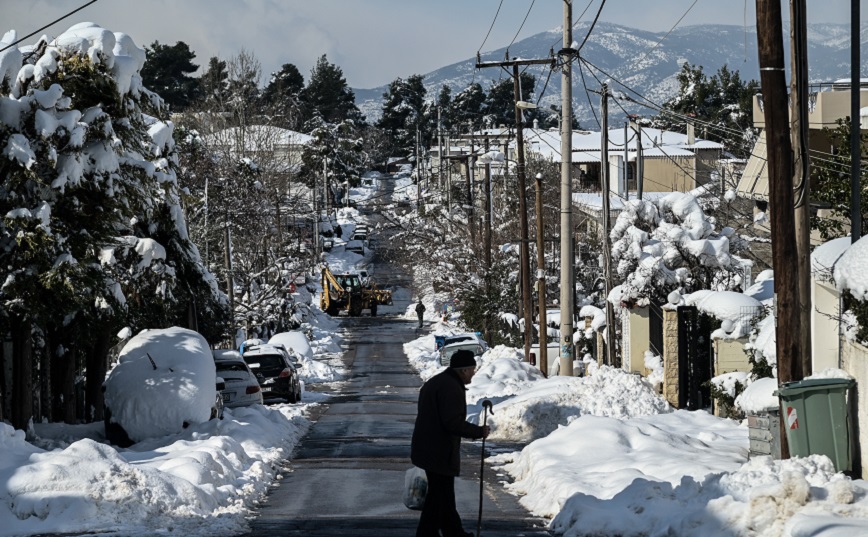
[213,350,263,408]
[345,239,365,255]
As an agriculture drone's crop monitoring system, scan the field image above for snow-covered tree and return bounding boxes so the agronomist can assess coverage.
[0,23,228,427]
[609,193,747,307]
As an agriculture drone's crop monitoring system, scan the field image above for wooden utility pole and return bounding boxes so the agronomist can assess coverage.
[477,55,555,361]
[484,136,493,271]
[791,0,812,377]
[535,171,548,375]
[600,83,617,367]
[224,225,235,314]
[558,0,575,377]
[757,0,802,461]
[467,122,476,244]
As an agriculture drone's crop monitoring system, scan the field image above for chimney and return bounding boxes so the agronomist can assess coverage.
[687,123,695,145]
[533,119,539,129]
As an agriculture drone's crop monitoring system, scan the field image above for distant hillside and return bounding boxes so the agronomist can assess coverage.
[354,21,868,127]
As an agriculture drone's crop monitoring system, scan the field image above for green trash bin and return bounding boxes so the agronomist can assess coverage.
[775,378,856,473]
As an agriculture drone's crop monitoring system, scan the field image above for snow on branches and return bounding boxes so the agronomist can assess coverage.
[610,192,745,307]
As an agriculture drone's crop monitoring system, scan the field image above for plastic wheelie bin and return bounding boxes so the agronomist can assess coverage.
[775,378,856,473]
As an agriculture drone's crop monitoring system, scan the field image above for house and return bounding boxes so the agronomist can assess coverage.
[735,84,868,241]
[204,125,312,174]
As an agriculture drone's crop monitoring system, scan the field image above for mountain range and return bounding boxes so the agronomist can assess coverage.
[353,21,868,127]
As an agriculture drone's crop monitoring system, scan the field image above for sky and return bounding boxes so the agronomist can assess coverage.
[1,0,866,90]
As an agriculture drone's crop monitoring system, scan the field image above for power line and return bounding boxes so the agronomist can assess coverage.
[507,0,537,53]
[575,0,607,54]
[630,0,699,69]
[0,0,100,54]
[478,0,505,54]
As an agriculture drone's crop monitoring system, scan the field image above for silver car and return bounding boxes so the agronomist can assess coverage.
[213,350,264,408]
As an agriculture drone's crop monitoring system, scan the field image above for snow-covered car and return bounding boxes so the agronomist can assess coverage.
[242,344,302,403]
[213,350,263,408]
[443,332,489,350]
[103,327,224,447]
[268,331,313,361]
[345,239,365,255]
[439,333,489,366]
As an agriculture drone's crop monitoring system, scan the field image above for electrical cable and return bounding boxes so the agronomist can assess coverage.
[0,0,100,54]
[507,0,537,54]
[478,0,505,55]
[575,0,606,54]
[630,0,699,70]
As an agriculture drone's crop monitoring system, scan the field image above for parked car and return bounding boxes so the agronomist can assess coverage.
[213,350,264,408]
[242,344,302,403]
[345,239,365,255]
[103,327,224,447]
[439,333,489,366]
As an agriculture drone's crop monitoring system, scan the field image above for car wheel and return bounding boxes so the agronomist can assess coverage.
[370,304,378,317]
[288,387,298,404]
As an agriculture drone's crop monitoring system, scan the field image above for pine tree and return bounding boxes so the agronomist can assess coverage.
[141,41,201,111]
[301,55,364,127]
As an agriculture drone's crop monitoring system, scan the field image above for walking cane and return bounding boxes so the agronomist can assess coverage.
[477,399,493,537]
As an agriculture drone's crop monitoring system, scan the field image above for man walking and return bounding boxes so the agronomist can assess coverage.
[410,350,489,537]
[415,299,426,328]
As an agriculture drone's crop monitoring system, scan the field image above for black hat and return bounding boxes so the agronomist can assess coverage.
[449,349,476,369]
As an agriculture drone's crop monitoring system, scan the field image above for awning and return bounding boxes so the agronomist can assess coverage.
[735,130,769,202]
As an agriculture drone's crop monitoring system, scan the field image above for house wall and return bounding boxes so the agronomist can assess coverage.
[662,308,680,407]
[625,307,649,374]
[694,149,720,185]
[840,338,868,479]
[813,280,842,372]
[642,157,696,193]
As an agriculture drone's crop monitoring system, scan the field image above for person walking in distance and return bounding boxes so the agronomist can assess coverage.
[415,298,426,328]
[411,350,490,537]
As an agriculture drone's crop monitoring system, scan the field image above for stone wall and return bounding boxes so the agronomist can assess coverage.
[662,308,680,407]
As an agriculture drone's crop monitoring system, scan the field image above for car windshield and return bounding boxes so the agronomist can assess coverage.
[243,354,285,376]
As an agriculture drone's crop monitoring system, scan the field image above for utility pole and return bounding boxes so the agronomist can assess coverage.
[477,55,555,362]
[600,83,616,367]
[446,133,452,211]
[559,0,575,377]
[535,171,548,375]
[791,0,812,377]
[633,120,644,199]
[757,0,802,460]
[416,127,422,211]
[224,225,234,316]
[438,105,444,191]
[484,136,493,271]
[851,0,862,242]
[468,121,476,244]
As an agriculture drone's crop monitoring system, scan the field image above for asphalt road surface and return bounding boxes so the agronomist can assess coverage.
[243,315,552,537]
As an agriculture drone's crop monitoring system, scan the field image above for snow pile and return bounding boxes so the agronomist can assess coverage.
[474,365,672,442]
[812,237,850,281]
[735,377,779,413]
[103,327,217,443]
[834,235,868,299]
[466,346,543,402]
[0,404,310,537]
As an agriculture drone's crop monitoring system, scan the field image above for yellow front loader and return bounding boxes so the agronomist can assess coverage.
[320,267,392,317]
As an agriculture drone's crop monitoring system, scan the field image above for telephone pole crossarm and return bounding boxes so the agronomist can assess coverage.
[475,58,556,69]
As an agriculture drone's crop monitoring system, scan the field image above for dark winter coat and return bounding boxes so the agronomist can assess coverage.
[415,302,426,315]
[410,368,484,476]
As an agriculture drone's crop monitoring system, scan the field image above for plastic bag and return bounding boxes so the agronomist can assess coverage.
[403,466,428,510]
